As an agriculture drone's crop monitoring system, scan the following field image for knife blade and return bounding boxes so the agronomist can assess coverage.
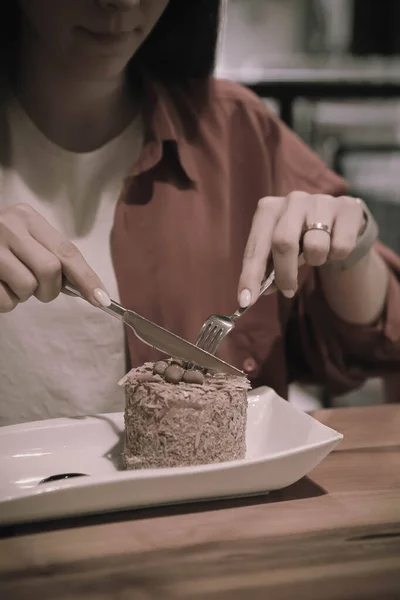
[62,281,243,376]
[122,310,243,376]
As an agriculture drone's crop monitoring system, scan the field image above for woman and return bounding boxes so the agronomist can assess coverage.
[0,0,399,426]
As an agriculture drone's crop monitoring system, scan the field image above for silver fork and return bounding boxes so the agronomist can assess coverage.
[187,269,276,365]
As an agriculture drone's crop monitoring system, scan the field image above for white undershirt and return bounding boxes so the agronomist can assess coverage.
[0,99,143,426]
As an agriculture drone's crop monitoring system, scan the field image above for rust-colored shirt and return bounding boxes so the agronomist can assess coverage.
[111,77,400,398]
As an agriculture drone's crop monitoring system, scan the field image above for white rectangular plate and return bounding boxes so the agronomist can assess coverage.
[0,387,342,525]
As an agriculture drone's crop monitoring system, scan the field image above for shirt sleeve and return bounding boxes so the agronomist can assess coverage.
[263,111,400,394]
[287,244,400,394]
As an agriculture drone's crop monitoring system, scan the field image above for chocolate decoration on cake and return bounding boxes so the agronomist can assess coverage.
[153,360,169,376]
[183,369,205,385]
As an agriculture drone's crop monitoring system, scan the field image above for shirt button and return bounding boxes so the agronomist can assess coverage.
[243,357,258,374]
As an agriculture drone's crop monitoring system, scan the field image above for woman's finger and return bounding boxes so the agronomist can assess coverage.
[238,196,282,307]
[8,236,62,303]
[0,281,19,313]
[302,195,335,267]
[0,248,38,302]
[271,191,308,296]
[7,204,110,306]
[329,197,364,262]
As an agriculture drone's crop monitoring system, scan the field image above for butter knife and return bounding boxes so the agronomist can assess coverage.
[61,281,243,376]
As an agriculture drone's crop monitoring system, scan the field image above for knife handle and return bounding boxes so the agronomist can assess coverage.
[61,280,125,322]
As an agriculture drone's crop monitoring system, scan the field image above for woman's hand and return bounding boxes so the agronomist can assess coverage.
[0,203,110,313]
[238,192,365,306]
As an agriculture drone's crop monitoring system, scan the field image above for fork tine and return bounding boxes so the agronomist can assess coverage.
[195,322,213,346]
[186,317,228,369]
[207,330,226,355]
[197,323,218,348]
[185,322,217,369]
[203,326,220,348]
[200,327,223,353]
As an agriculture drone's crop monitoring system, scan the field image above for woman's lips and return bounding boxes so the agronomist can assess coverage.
[78,27,142,45]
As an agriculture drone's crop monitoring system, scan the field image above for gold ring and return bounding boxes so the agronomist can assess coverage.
[303,222,332,236]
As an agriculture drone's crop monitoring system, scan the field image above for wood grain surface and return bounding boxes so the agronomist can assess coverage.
[0,405,399,600]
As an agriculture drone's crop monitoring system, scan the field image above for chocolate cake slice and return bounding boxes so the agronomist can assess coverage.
[119,361,250,469]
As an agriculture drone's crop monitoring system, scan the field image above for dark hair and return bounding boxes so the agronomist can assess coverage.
[1,0,221,84]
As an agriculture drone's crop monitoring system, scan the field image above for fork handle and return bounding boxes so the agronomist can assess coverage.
[231,269,276,320]
[61,280,125,322]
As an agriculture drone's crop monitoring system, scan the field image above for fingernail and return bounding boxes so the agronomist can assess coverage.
[281,289,295,298]
[239,289,252,308]
[93,288,111,307]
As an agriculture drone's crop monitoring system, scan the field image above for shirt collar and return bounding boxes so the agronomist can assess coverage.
[128,73,203,184]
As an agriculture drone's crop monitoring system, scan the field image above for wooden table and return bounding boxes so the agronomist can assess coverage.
[0,405,399,600]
